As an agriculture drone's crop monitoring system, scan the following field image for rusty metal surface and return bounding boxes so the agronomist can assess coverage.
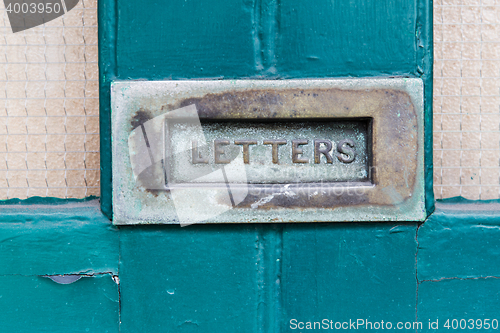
[168,119,370,184]
[111,79,425,224]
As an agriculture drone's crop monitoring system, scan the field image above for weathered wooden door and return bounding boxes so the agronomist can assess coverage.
[98,0,433,331]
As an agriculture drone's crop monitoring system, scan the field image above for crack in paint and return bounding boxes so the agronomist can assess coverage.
[255,225,283,333]
[41,272,117,285]
[415,221,424,330]
[471,225,500,230]
[117,229,122,328]
[251,0,263,72]
[251,0,279,75]
[420,276,500,283]
[45,272,115,277]
[256,226,265,333]
[177,320,199,328]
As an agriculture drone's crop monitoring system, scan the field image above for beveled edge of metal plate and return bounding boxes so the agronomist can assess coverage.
[111,78,425,224]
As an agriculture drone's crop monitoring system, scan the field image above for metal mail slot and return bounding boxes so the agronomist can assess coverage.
[112,79,425,225]
[166,119,371,184]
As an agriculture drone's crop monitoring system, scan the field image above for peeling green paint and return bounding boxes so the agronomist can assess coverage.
[0,274,119,333]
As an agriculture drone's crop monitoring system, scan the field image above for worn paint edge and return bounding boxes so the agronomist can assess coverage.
[0,200,112,223]
[0,195,98,206]
[417,0,434,216]
[98,0,117,219]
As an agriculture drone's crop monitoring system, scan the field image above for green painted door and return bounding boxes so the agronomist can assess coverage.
[1,1,499,332]
[98,0,433,331]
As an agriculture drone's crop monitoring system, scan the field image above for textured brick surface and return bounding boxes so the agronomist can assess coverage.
[0,0,99,199]
[434,0,500,200]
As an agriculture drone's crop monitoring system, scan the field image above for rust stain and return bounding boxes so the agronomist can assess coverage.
[130,108,154,130]
[132,86,418,210]
[175,87,418,209]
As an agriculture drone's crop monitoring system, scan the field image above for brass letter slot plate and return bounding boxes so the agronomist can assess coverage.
[112,79,425,224]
